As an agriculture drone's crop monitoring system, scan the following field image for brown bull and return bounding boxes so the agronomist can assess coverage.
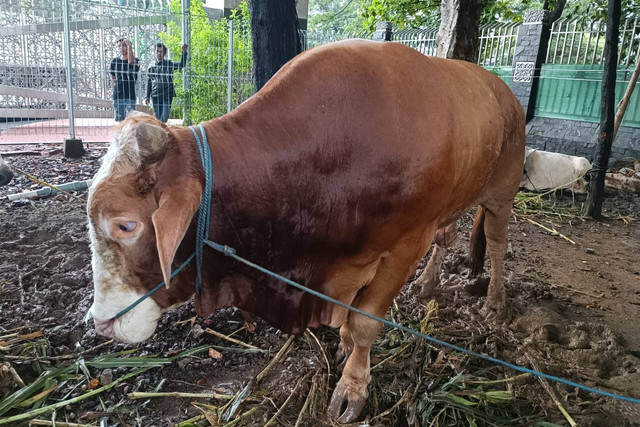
[86,39,524,422]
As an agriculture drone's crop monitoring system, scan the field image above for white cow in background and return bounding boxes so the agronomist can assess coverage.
[0,154,13,186]
[520,147,591,192]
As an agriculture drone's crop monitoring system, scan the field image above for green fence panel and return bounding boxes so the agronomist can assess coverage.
[535,64,640,127]
[483,66,512,86]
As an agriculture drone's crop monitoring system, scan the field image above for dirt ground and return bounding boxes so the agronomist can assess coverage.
[0,151,639,426]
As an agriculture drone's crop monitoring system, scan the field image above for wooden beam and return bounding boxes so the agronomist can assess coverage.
[0,85,112,108]
[0,106,150,119]
[0,109,113,119]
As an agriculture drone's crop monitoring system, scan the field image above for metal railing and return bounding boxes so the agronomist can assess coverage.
[390,23,518,67]
[300,29,371,50]
[478,22,519,67]
[546,17,639,66]
[392,28,438,56]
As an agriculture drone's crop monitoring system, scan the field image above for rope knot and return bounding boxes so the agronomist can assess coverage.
[222,245,236,256]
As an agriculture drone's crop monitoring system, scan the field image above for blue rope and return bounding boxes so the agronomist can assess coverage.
[110,124,640,405]
[188,124,213,294]
[203,240,640,405]
[114,253,195,319]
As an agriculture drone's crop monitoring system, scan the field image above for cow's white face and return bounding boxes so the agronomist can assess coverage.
[572,157,592,178]
[86,114,202,343]
[88,226,163,343]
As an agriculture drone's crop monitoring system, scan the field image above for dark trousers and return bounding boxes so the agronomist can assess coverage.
[152,97,172,122]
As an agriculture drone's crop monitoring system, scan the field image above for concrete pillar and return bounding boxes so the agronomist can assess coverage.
[511,10,552,121]
[372,21,393,42]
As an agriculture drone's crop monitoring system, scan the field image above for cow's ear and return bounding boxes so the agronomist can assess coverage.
[151,180,202,288]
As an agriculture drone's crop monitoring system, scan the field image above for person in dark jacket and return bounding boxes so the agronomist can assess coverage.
[110,38,140,121]
[145,43,188,122]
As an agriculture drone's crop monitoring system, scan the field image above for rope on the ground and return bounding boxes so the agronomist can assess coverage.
[9,165,86,202]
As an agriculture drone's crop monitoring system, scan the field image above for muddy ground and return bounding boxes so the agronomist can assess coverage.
[0,151,639,426]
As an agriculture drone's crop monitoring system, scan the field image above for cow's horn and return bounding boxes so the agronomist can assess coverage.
[135,122,168,164]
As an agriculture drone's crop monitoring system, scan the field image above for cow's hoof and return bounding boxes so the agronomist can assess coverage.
[333,343,352,370]
[328,382,366,423]
[481,297,507,322]
[418,281,438,300]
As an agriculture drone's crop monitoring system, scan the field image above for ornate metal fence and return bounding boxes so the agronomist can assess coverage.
[546,17,639,66]
[0,0,252,143]
[392,28,438,56]
[477,22,519,67]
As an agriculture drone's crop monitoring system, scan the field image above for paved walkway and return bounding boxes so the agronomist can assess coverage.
[0,118,184,144]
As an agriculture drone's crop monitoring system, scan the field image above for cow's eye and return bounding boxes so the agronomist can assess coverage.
[118,222,137,232]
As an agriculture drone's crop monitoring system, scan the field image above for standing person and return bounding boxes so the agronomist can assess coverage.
[145,43,188,123]
[110,38,140,121]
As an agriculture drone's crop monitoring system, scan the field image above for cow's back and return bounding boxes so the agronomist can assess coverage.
[227,40,513,227]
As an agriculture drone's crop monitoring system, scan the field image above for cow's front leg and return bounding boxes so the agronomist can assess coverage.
[329,234,434,423]
[328,311,380,423]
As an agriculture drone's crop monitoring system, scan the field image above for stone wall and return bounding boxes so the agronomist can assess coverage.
[526,117,640,160]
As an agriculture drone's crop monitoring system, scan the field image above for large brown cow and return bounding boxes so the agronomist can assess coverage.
[86,39,525,422]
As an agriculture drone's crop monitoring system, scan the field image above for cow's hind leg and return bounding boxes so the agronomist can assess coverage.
[328,234,432,423]
[334,321,354,368]
[414,222,458,298]
[480,202,512,318]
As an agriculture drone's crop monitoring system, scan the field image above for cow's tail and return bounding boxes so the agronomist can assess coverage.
[469,207,486,277]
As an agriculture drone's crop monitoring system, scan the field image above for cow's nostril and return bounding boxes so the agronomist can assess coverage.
[94,318,115,338]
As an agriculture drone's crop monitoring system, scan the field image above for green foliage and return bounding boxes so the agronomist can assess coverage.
[360,0,542,29]
[361,0,439,31]
[159,0,252,124]
[563,0,640,21]
[308,0,367,32]
[481,0,543,24]
[311,0,639,34]
[358,0,640,31]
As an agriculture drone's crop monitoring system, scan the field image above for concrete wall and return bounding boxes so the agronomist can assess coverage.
[526,117,640,160]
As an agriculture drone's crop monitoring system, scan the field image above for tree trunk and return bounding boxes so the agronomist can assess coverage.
[436,0,483,62]
[585,0,621,219]
[249,0,301,92]
[613,49,640,139]
[543,0,567,22]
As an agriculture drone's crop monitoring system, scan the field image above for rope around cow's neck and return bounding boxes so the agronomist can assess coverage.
[190,124,213,294]
[112,124,640,405]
